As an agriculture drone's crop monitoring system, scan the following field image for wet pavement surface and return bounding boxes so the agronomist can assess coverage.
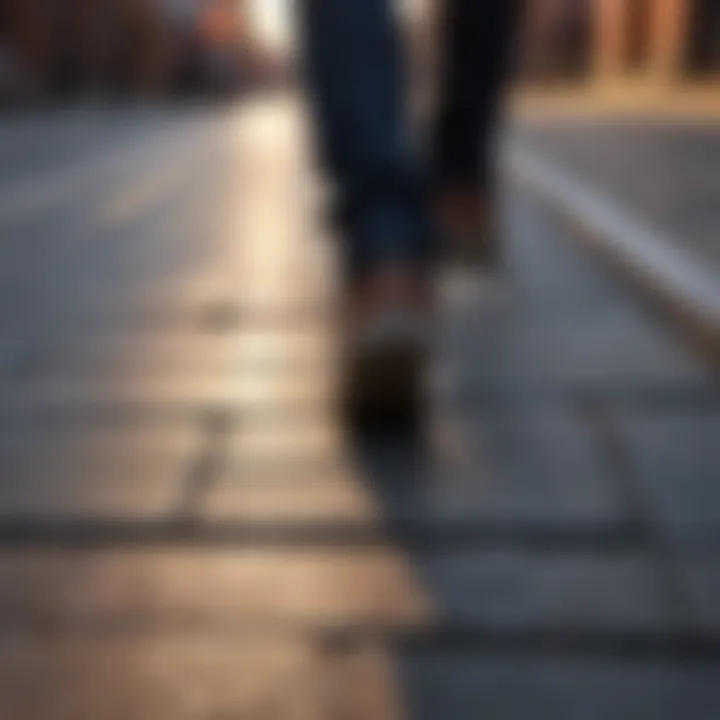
[1,97,720,718]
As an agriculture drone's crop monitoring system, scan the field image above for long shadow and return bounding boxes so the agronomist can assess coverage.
[346,423,720,719]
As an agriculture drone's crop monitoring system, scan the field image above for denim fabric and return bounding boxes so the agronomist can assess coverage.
[435,0,524,190]
[299,0,521,276]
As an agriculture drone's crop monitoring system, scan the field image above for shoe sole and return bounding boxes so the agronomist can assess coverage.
[342,331,428,432]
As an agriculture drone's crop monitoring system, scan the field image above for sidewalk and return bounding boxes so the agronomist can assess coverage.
[515,117,720,270]
[0,97,719,718]
[511,113,720,359]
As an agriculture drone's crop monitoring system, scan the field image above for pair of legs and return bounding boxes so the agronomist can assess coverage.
[299,0,522,422]
[299,0,522,277]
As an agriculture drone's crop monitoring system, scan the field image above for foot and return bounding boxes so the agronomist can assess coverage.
[340,265,434,430]
[435,187,499,270]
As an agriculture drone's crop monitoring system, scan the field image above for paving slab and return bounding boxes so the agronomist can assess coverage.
[0,425,200,520]
[611,410,720,534]
[674,554,720,632]
[416,550,671,632]
[400,658,720,720]
[0,545,675,634]
[0,634,320,720]
[0,547,429,630]
[353,404,622,528]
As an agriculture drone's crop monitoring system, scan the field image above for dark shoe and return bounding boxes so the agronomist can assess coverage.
[340,266,433,431]
[436,187,500,270]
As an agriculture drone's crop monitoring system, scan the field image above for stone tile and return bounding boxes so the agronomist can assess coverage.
[0,398,198,433]
[3,335,235,406]
[0,374,238,408]
[3,325,335,408]
[323,646,405,720]
[0,635,319,720]
[25,335,237,382]
[31,327,335,377]
[206,423,376,522]
[674,554,720,631]
[354,404,621,525]
[229,421,345,466]
[0,547,430,629]
[614,411,720,530]
[231,328,336,370]
[225,329,336,408]
[401,658,720,720]
[0,340,21,377]
[417,551,671,631]
[0,544,667,635]
[203,476,379,523]
[0,425,199,519]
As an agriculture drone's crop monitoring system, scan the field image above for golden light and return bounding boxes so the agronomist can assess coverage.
[247,0,292,52]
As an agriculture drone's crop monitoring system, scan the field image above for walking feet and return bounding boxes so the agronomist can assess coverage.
[340,264,434,431]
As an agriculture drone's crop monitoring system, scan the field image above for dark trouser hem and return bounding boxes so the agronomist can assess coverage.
[433,0,524,192]
[336,195,438,282]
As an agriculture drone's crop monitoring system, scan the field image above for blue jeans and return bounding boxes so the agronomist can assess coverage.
[299,0,521,278]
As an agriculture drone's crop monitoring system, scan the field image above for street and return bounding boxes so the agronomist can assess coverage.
[1,97,720,718]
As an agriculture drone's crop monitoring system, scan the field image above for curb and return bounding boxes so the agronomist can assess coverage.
[508,143,720,364]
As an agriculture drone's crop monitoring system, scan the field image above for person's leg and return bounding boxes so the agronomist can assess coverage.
[434,0,523,267]
[298,0,433,279]
[435,0,522,189]
[299,0,435,425]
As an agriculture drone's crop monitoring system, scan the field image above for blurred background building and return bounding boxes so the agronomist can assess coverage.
[406,0,719,87]
[520,0,719,84]
[0,0,254,101]
[0,0,718,105]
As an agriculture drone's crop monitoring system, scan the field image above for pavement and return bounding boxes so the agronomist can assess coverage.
[511,115,720,357]
[1,96,720,718]
[515,117,720,270]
